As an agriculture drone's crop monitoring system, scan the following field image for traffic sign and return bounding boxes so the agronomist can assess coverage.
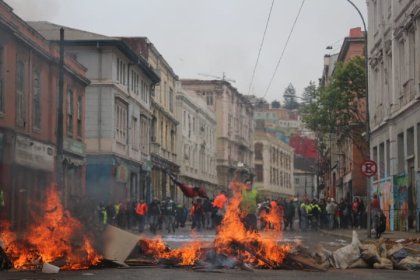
[361,160,377,177]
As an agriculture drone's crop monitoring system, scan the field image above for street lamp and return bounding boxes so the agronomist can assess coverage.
[345,0,372,238]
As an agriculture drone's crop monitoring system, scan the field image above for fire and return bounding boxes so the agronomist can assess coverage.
[140,180,291,268]
[214,181,291,267]
[140,239,201,266]
[0,186,102,270]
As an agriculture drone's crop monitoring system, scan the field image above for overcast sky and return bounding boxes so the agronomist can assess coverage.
[5,0,367,103]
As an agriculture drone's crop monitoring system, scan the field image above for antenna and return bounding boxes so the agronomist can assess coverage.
[197,72,236,83]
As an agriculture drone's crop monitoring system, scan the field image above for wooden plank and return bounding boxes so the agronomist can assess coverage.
[102,225,140,264]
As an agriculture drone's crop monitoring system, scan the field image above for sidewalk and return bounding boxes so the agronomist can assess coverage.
[320,228,420,241]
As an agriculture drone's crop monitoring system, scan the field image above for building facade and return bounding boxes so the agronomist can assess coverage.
[0,2,89,231]
[367,0,420,231]
[181,80,254,190]
[294,169,317,200]
[253,131,294,198]
[176,87,218,202]
[319,27,367,202]
[30,22,159,205]
[127,38,180,201]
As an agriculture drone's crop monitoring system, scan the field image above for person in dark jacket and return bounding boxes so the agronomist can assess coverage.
[148,198,161,234]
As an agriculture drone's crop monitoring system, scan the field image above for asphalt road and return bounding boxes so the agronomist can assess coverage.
[1,229,418,279]
[2,267,419,280]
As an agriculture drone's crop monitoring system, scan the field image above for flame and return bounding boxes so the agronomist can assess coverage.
[214,181,291,267]
[139,180,291,268]
[0,186,102,270]
[140,239,201,266]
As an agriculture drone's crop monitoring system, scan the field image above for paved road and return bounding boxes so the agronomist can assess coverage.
[2,267,419,280]
[2,228,418,279]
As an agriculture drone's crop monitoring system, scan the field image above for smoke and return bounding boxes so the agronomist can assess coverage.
[4,0,59,21]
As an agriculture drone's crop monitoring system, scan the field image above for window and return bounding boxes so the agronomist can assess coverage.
[32,69,41,129]
[67,89,73,135]
[16,60,25,126]
[255,143,263,160]
[169,88,174,113]
[140,116,149,153]
[206,92,213,106]
[77,95,82,137]
[256,165,264,182]
[0,46,4,113]
[397,132,404,173]
[131,116,139,150]
[115,99,128,144]
[117,58,127,86]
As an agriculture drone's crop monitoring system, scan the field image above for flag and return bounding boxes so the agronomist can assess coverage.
[169,174,208,199]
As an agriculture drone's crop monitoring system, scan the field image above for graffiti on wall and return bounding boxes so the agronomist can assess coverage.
[393,174,408,231]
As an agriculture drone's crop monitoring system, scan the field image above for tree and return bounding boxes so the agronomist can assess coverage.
[283,83,299,110]
[302,81,317,104]
[271,100,281,108]
[302,56,367,148]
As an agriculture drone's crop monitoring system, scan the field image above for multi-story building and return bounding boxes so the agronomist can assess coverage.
[367,0,420,231]
[0,1,89,230]
[125,38,180,201]
[30,22,159,204]
[181,80,254,189]
[319,27,367,202]
[253,131,294,198]
[176,86,218,202]
[294,169,317,200]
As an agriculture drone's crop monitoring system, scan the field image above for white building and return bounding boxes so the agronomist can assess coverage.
[30,22,159,204]
[253,131,294,198]
[367,0,420,231]
[176,87,218,201]
[294,169,317,200]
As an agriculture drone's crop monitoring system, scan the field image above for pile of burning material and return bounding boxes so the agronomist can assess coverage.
[123,180,312,271]
[0,186,102,271]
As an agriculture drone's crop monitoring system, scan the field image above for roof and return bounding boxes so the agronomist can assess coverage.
[28,21,116,41]
[28,21,160,84]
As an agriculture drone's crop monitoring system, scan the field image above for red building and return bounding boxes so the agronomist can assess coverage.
[0,1,89,231]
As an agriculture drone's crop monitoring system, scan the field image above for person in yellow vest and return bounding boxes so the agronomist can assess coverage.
[240,180,259,232]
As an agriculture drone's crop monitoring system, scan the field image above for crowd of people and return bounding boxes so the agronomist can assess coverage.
[96,188,384,236]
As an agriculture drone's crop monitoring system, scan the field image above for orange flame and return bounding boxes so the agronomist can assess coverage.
[139,180,291,268]
[140,239,201,266]
[214,181,291,267]
[0,186,102,270]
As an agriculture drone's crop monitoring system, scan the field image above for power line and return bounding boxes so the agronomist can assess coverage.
[262,0,306,99]
[247,0,275,95]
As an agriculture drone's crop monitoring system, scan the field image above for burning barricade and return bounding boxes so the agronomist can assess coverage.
[0,186,102,271]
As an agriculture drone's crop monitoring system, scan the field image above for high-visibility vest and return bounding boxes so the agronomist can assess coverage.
[213,194,227,209]
[241,189,258,214]
[136,203,148,215]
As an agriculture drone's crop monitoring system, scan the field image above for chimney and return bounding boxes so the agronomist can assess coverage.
[349,27,363,37]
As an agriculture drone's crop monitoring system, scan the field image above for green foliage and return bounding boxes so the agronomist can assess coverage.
[283,83,299,109]
[302,56,366,141]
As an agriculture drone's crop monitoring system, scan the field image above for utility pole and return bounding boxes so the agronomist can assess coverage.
[56,28,64,189]
[346,0,371,238]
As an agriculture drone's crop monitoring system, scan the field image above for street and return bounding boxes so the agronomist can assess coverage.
[3,228,419,279]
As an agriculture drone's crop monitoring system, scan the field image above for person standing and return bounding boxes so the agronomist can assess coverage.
[212,191,228,228]
[148,198,161,234]
[193,199,204,231]
[135,200,148,233]
[371,193,381,235]
[284,197,295,231]
[240,180,259,232]
[162,197,176,233]
[203,198,213,229]
[326,198,337,230]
